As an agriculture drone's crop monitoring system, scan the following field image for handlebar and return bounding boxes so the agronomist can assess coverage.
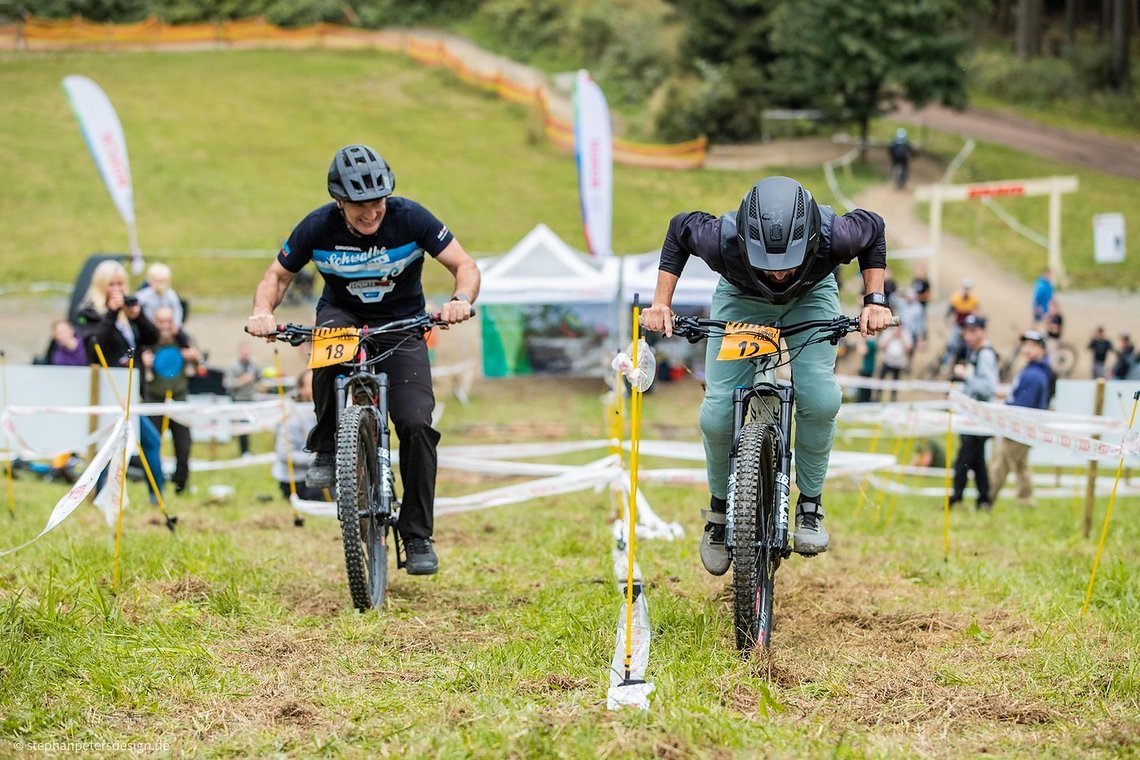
[669,314,900,344]
[245,311,460,345]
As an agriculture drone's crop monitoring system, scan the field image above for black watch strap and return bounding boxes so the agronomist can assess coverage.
[450,293,470,303]
[863,292,888,307]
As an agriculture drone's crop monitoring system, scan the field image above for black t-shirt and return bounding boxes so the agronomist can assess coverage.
[277,198,454,321]
[912,276,930,303]
[1089,337,1112,362]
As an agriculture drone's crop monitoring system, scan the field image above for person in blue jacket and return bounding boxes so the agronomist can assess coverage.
[989,330,1053,507]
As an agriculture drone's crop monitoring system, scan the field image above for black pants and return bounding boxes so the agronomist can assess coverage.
[952,434,991,506]
[876,365,902,402]
[308,303,440,540]
[149,415,192,491]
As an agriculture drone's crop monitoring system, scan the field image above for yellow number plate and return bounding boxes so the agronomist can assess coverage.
[716,322,781,361]
[308,327,361,369]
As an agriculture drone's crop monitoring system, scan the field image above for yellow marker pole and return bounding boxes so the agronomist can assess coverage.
[854,421,884,517]
[623,303,643,682]
[1,350,13,517]
[160,389,173,440]
[93,344,171,523]
[885,406,918,527]
[1071,464,1084,522]
[272,348,304,526]
[942,406,954,562]
[113,353,137,593]
[1080,391,1140,618]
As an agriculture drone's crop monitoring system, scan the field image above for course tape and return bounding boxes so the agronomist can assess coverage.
[0,416,129,557]
[950,392,1140,463]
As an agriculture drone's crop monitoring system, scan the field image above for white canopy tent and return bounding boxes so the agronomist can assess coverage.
[478,223,620,304]
[620,250,720,308]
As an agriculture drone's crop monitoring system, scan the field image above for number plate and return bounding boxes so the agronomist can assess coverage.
[716,322,781,361]
[308,327,361,369]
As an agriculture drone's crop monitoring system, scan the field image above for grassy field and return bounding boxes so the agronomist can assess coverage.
[0,47,848,301]
[1,377,1138,757]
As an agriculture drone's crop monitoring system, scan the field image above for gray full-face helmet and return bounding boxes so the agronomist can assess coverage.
[327,144,395,202]
[735,176,822,300]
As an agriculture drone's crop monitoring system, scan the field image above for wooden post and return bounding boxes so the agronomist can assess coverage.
[87,365,100,463]
[1048,184,1067,286]
[1083,378,1106,539]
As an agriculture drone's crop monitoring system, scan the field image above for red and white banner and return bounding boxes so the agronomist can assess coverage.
[574,70,613,258]
[62,75,143,274]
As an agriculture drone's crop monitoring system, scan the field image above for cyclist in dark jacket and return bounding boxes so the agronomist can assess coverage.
[246,145,480,576]
[640,176,893,572]
[989,331,1052,507]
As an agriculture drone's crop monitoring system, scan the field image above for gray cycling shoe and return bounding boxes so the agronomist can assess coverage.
[305,451,335,490]
[699,509,731,576]
[793,496,830,555]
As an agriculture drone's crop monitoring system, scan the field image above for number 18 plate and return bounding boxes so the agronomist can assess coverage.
[308,327,361,369]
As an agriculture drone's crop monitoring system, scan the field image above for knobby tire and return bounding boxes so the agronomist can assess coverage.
[731,422,781,653]
[336,404,388,612]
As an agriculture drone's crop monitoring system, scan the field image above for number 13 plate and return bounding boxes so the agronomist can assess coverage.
[308,327,361,369]
[716,322,780,361]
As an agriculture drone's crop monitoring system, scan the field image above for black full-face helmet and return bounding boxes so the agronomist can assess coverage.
[327,144,395,202]
[736,176,822,300]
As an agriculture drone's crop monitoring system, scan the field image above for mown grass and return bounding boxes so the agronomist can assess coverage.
[1,377,1137,757]
[0,46,857,302]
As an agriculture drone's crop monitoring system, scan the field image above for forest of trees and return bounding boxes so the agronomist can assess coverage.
[5,0,1137,142]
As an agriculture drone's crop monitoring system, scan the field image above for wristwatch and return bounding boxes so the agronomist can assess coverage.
[862,292,888,307]
[450,293,470,303]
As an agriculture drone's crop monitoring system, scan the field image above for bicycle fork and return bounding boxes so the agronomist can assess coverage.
[725,382,795,554]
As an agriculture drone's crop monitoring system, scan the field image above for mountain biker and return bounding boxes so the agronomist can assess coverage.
[888,128,915,189]
[246,144,480,576]
[640,176,893,574]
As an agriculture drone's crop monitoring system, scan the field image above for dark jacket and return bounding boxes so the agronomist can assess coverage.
[76,304,159,392]
[1008,358,1051,410]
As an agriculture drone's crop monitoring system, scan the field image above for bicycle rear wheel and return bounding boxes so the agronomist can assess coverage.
[731,422,781,652]
[336,404,388,612]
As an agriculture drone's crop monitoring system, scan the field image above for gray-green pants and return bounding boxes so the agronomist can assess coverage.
[700,275,842,500]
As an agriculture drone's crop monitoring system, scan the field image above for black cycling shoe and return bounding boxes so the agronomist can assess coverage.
[404,537,439,575]
[305,451,335,490]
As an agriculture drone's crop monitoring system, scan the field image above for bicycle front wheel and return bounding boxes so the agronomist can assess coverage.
[336,404,388,612]
[731,422,781,653]
[1053,342,1078,378]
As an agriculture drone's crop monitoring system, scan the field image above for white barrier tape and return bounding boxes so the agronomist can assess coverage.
[888,463,1140,489]
[184,453,277,472]
[290,456,622,519]
[0,416,129,557]
[441,439,613,459]
[611,341,655,393]
[865,473,1140,500]
[437,454,583,478]
[950,392,1140,463]
[615,480,685,541]
[1,409,122,458]
[836,374,956,394]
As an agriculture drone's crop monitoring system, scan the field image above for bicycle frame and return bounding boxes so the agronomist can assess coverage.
[725,353,794,557]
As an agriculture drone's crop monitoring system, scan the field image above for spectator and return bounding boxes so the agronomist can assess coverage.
[1088,326,1113,380]
[226,343,260,457]
[989,331,1053,508]
[882,266,898,308]
[888,128,915,189]
[48,320,88,367]
[1031,268,1053,325]
[942,278,979,371]
[855,334,877,404]
[949,314,998,511]
[1112,334,1135,380]
[74,259,165,500]
[876,320,913,401]
[911,263,931,313]
[912,437,946,469]
[136,262,185,329]
[142,306,200,495]
[897,288,926,354]
[271,370,327,501]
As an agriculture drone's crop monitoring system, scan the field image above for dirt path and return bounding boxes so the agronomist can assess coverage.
[892,102,1140,180]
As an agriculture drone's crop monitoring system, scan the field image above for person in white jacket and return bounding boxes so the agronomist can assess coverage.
[271,370,327,501]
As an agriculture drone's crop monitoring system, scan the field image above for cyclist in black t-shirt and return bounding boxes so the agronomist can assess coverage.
[246,145,480,575]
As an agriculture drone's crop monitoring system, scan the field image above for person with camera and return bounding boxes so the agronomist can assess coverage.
[75,259,165,499]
